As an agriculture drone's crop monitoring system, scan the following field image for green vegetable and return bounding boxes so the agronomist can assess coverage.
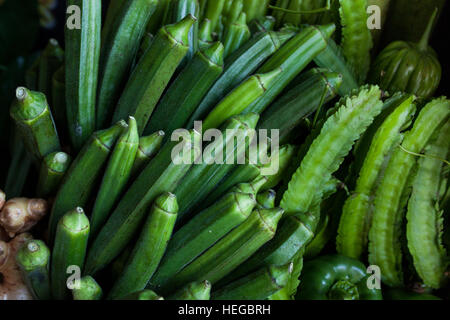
[4,132,32,198]
[131,131,165,176]
[222,12,251,58]
[203,0,226,31]
[51,66,68,141]
[256,189,276,209]
[16,239,51,300]
[260,144,296,191]
[304,211,331,259]
[90,117,139,238]
[51,207,90,300]
[10,87,61,160]
[297,255,382,300]
[96,0,159,129]
[168,281,211,300]
[243,0,270,22]
[198,18,214,49]
[146,0,171,34]
[48,121,126,240]
[108,193,178,300]
[38,38,64,103]
[248,15,276,34]
[65,0,101,150]
[112,15,196,134]
[85,130,201,275]
[271,0,331,27]
[72,276,103,300]
[120,290,164,300]
[36,151,72,198]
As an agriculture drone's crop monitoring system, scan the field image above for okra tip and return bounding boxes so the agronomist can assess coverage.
[16,240,50,270]
[233,192,257,217]
[257,67,283,91]
[12,86,47,120]
[202,42,225,66]
[257,207,284,231]
[269,263,293,288]
[165,14,197,46]
[232,112,260,129]
[154,192,179,214]
[16,87,28,101]
[235,12,247,25]
[59,207,90,233]
[316,23,336,39]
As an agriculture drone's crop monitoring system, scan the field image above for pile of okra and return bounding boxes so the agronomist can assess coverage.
[2,0,449,301]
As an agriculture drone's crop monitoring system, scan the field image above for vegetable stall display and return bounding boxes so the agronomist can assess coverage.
[0,0,448,301]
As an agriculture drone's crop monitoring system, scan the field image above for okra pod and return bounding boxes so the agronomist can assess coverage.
[90,117,139,238]
[256,189,276,209]
[120,290,164,300]
[72,276,103,300]
[144,42,224,137]
[51,66,68,141]
[249,15,276,34]
[112,15,196,134]
[198,19,214,49]
[212,263,292,300]
[85,130,201,275]
[38,38,64,102]
[230,176,268,197]
[65,0,101,150]
[260,144,296,191]
[131,131,165,177]
[97,0,159,129]
[149,192,256,290]
[243,0,270,22]
[108,193,178,300]
[146,0,171,34]
[168,281,211,300]
[36,151,72,198]
[222,12,250,58]
[16,239,51,300]
[202,68,281,131]
[160,207,284,294]
[222,0,244,28]
[48,121,126,240]
[10,87,60,160]
[51,207,90,300]
[203,0,226,31]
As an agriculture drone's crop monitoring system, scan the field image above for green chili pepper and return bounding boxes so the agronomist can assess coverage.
[36,151,72,198]
[72,276,103,300]
[168,281,211,300]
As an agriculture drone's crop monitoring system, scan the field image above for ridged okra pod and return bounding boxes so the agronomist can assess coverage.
[212,263,292,300]
[48,121,126,240]
[38,38,64,102]
[249,16,276,34]
[144,42,224,137]
[149,192,256,290]
[222,12,250,58]
[90,117,139,237]
[108,193,178,299]
[260,144,296,191]
[168,281,211,300]
[51,66,68,140]
[10,87,61,160]
[36,151,72,198]
[203,0,226,31]
[51,207,90,300]
[160,207,284,294]
[97,0,159,129]
[131,131,165,176]
[112,15,196,134]
[85,130,201,275]
[256,189,276,209]
[230,176,268,198]
[243,0,270,22]
[72,276,103,300]
[16,240,52,300]
[65,0,101,150]
[198,18,214,49]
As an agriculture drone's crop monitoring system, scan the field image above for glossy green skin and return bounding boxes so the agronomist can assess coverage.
[10,88,61,161]
[149,192,256,290]
[90,118,139,238]
[256,189,276,209]
[281,86,383,215]
[120,290,163,300]
[84,131,201,275]
[51,208,90,300]
[260,145,296,191]
[48,121,126,240]
[244,24,334,114]
[72,276,103,300]
[65,0,101,150]
[243,0,270,22]
[273,0,330,27]
[159,208,284,295]
[36,151,72,198]
[249,16,276,34]
[337,96,416,260]
[187,30,291,127]
[212,264,291,300]
[146,0,171,34]
[108,193,178,300]
[384,289,441,301]
[16,240,52,300]
[38,39,64,103]
[130,131,165,176]
[406,122,450,289]
[222,0,243,28]
[369,41,441,99]
[51,66,68,140]
[96,0,158,129]
[112,16,193,134]
[297,255,382,300]
[223,13,251,58]
[369,98,450,287]
[168,281,211,300]
[203,0,226,31]
[144,42,224,137]
[304,212,331,259]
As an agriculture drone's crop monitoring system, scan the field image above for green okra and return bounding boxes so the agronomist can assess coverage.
[212,263,292,300]
[249,15,276,34]
[256,189,276,209]
[168,281,211,300]
[112,15,196,134]
[38,38,64,102]
[222,0,244,28]
[174,113,259,223]
[203,0,226,31]
[51,66,68,140]
[108,193,178,300]
[202,68,281,131]
[160,207,284,294]
[146,0,171,34]
[120,290,164,300]
[198,19,214,49]
[260,144,296,191]
[36,151,72,198]
[187,30,293,127]
[136,33,155,62]
[65,0,101,150]
[97,0,159,129]
[144,41,224,137]
[243,0,270,22]
[230,176,268,198]
[10,87,61,160]
[305,211,331,259]
[90,117,139,238]
[72,276,103,300]
[51,207,90,300]
[149,192,256,290]
[222,12,250,58]
[131,130,166,177]
[85,130,201,275]
[48,121,126,240]
[25,57,40,90]
[16,239,52,300]
[244,24,334,114]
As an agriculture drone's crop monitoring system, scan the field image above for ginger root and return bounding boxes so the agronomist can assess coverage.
[0,233,33,300]
[0,198,48,238]
[0,189,5,211]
